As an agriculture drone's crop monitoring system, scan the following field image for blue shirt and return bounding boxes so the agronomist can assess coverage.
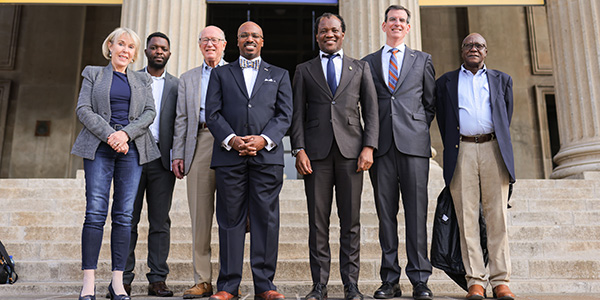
[110,71,131,126]
[458,64,493,136]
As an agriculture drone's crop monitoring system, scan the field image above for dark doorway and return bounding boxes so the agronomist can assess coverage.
[207,3,338,75]
[545,93,560,169]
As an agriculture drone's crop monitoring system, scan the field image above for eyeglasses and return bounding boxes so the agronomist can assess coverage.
[238,32,263,40]
[462,43,486,51]
[200,37,224,45]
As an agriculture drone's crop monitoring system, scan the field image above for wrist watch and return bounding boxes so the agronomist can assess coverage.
[291,148,303,157]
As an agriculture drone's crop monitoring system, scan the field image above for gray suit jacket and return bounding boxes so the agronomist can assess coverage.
[362,46,435,158]
[71,63,160,164]
[290,55,379,160]
[172,61,224,175]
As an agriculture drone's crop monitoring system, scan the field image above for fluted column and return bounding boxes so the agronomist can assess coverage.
[339,0,421,59]
[120,0,206,77]
[546,0,600,178]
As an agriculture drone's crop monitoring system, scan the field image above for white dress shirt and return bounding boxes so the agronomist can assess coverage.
[458,64,494,136]
[381,43,406,87]
[319,49,343,87]
[145,67,165,143]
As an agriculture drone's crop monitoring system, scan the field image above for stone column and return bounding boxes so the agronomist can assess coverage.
[120,0,206,76]
[546,0,600,178]
[339,0,421,59]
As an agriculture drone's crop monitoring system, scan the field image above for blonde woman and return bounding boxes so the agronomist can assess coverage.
[71,27,159,300]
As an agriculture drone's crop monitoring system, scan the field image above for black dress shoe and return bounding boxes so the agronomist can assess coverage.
[412,282,433,300]
[149,281,174,297]
[344,283,363,300]
[105,283,130,298]
[108,282,131,300]
[305,283,327,300]
[374,282,402,299]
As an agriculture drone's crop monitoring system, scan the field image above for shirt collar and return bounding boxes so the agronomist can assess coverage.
[144,67,166,79]
[460,63,487,76]
[383,43,406,54]
[319,49,344,60]
[203,59,226,71]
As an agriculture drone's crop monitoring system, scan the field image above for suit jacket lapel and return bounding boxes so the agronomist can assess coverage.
[160,73,173,112]
[395,47,416,92]
[100,64,113,116]
[307,56,332,97]
[446,69,460,121]
[335,56,355,99]
[251,61,269,99]
[371,48,386,90]
[487,69,501,110]
[229,59,250,99]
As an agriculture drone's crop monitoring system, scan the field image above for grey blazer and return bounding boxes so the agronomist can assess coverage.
[172,61,225,175]
[362,46,435,158]
[71,63,160,165]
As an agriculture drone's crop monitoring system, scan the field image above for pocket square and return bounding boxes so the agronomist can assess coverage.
[264,78,276,82]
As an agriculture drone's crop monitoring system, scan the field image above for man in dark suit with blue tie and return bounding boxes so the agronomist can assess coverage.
[435,33,516,300]
[205,21,292,300]
[290,12,379,300]
[362,5,434,300]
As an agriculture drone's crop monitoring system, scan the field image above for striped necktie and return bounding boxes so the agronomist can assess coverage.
[388,48,400,93]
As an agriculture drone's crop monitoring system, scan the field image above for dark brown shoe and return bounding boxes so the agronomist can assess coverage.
[255,290,284,300]
[493,285,515,300]
[183,282,213,299]
[466,284,484,300]
[210,291,238,300]
[148,281,173,297]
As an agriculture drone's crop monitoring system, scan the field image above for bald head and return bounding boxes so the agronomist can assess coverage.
[237,21,264,60]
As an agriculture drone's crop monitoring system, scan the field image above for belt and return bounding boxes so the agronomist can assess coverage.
[460,133,495,143]
[199,122,208,130]
[110,123,124,130]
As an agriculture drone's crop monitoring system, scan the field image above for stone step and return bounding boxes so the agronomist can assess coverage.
[7,258,600,283]
[7,238,600,261]
[5,278,600,297]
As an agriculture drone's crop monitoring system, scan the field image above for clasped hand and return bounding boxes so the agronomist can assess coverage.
[229,135,267,156]
[107,130,129,154]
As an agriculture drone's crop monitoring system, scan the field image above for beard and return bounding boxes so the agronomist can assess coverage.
[148,57,169,69]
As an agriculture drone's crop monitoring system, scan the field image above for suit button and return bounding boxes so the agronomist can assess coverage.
[391,96,395,100]
[455,145,459,148]
[332,101,336,105]
[248,104,252,108]
[457,126,460,130]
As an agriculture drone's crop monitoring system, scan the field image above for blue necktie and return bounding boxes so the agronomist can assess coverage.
[388,48,400,93]
[324,54,338,95]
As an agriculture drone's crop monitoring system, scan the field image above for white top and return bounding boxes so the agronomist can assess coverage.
[458,64,494,136]
[145,67,166,143]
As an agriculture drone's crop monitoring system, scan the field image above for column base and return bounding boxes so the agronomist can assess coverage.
[550,142,600,179]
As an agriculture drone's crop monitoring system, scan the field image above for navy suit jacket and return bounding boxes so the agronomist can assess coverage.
[206,59,293,168]
[435,68,516,186]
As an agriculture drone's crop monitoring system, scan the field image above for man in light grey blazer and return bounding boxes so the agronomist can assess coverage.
[362,5,435,300]
[123,32,178,297]
[171,25,226,299]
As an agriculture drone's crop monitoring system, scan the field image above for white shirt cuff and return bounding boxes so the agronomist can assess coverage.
[261,134,276,151]
[222,133,236,151]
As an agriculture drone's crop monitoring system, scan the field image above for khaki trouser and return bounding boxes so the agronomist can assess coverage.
[450,139,511,289]
[186,128,216,284]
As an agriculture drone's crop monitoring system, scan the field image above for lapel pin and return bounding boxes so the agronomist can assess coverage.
[349,66,353,71]
[264,68,268,71]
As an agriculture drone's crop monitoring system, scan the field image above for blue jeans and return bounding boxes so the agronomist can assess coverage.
[82,142,143,271]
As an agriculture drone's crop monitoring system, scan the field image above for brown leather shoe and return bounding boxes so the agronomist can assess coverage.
[210,291,238,300]
[255,290,285,300]
[148,281,173,297]
[466,284,484,300]
[183,282,213,299]
[493,285,515,300]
